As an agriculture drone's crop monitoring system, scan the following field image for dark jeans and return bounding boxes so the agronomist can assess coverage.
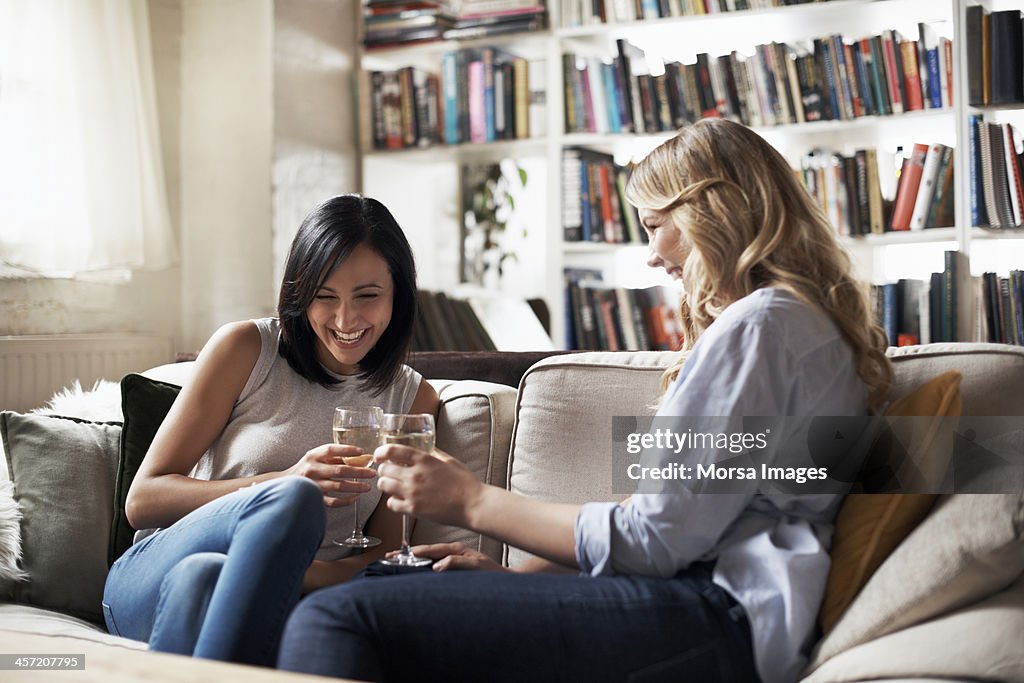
[277,563,758,682]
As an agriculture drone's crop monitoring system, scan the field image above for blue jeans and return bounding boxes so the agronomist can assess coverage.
[102,476,325,666]
[277,563,758,682]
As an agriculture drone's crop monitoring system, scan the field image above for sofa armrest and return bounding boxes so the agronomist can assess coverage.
[410,379,517,561]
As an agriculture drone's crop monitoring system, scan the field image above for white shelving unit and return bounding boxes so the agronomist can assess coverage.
[355,0,1024,348]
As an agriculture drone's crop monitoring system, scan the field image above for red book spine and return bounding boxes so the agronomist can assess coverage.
[891,143,929,230]
[899,40,925,111]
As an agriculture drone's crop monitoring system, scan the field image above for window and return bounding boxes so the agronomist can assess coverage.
[0,0,176,279]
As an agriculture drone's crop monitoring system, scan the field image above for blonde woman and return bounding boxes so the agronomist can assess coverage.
[277,119,893,683]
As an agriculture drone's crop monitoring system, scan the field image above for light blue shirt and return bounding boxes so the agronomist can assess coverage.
[575,288,868,683]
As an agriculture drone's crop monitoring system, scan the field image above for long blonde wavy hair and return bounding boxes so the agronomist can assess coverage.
[625,119,893,409]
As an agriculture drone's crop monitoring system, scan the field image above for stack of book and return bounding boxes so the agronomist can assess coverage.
[563,270,683,351]
[965,6,1024,107]
[561,148,644,243]
[562,24,952,135]
[888,142,956,231]
[368,68,442,149]
[413,290,553,350]
[800,142,954,236]
[363,1,456,48]
[969,115,1024,229]
[980,271,1024,345]
[368,49,545,149]
[413,290,497,351]
[444,0,546,40]
[872,251,968,346]
[800,148,888,237]
[560,0,829,28]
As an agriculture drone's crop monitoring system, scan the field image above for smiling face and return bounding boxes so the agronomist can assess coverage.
[306,242,394,376]
[638,207,694,285]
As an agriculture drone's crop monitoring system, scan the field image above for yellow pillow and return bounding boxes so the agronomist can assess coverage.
[818,370,962,634]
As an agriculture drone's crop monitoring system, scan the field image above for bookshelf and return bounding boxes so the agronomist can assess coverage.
[354,0,1024,350]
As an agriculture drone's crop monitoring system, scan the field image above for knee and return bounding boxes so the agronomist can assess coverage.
[256,476,325,536]
[162,553,226,596]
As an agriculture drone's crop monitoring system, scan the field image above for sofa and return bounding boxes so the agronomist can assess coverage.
[1,344,1023,682]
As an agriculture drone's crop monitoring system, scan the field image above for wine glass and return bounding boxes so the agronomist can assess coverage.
[379,412,435,567]
[332,406,384,548]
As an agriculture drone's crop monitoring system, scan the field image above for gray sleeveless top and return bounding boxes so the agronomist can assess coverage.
[192,317,422,560]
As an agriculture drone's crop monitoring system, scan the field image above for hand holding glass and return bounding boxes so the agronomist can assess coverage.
[332,406,384,548]
[380,412,435,567]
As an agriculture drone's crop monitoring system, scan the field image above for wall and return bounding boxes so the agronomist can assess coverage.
[179,0,275,352]
[272,0,360,289]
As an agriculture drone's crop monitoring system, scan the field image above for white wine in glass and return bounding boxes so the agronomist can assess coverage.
[332,406,384,549]
[380,412,435,567]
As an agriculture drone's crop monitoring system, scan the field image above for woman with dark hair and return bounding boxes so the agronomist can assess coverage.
[102,195,437,666]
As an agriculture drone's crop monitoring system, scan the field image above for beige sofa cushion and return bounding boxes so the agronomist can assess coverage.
[809,490,1024,671]
[412,379,517,562]
[506,351,676,566]
[803,570,1024,683]
[887,343,1024,416]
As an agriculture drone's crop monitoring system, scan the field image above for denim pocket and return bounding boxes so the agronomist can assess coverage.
[101,602,120,637]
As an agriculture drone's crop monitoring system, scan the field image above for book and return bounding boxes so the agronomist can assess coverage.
[969,114,989,227]
[910,143,947,231]
[965,5,986,106]
[890,143,929,231]
[988,10,1024,105]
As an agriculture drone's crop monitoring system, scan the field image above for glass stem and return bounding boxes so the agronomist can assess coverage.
[400,514,412,555]
[351,498,361,538]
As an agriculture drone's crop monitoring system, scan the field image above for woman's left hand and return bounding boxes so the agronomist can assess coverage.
[373,446,483,528]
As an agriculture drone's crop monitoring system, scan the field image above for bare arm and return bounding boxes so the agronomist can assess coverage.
[126,322,374,530]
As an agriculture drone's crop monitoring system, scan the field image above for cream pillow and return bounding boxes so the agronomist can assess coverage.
[804,570,1024,683]
[809,486,1024,671]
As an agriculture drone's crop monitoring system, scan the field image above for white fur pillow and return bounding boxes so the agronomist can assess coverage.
[0,479,28,597]
[33,380,123,422]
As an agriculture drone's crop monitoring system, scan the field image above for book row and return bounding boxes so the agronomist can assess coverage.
[871,252,963,348]
[563,24,952,135]
[874,264,1024,348]
[965,6,1024,107]
[799,142,954,237]
[969,116,1024,229]
[367,51,546,150]
[563,272,684,351]
[363,1,546,48]
[980,271,1024,346]
[561,148,645,243]
[559,0,829,28]
[412,290,498,351]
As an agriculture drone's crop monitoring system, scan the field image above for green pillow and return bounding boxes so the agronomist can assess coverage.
[1,412,121,624]
[110,374,181,565]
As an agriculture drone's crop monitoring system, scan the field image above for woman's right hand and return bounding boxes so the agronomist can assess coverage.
[400,542,510,573]
[284,444,376,508]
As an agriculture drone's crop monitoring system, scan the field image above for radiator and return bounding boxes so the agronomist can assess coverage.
[0,335,174,412]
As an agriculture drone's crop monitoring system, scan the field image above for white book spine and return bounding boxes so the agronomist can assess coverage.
[910,143,945,230]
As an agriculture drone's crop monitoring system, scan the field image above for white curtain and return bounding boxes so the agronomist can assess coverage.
[0,0,176,277]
